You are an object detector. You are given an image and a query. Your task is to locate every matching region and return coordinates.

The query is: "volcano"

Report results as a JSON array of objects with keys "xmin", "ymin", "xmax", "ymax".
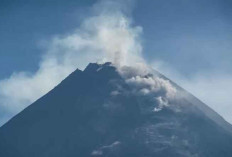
[{"xmin": 0, "ymin": 62, "xmax": 232, "ymax": 157}]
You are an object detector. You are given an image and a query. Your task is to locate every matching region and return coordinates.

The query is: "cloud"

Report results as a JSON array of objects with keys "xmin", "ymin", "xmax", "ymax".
[
  {"xmin": 181, "ymin": 75, "xmax": 232, "ymax": 124},
  {"xmin": 125, "ymin": 74, "xmax": 177, "ymax": 112},
  {"xmin": 126, "ymin": 75, "xmax": 176, "ymax": 98},
  {"xmin": 152, "ymin": 60, "xmax": 232, "ymax": 124},
  {"xmin": 1, "ymin": 0, "xmax": 230, "ymax": 128},
  {"xmin": 91, "ymin": 150, "xmax": 103, "ymax": 156},
  {"xmin": 0, "ymin": 0, "xmax": 144, "ymax": 126},
  {"xmin": 0, "ymin": 0, "xmax": 177, "ymax": 126},
  {"xmin": 91, "ymin": 141, "xmax": 121, "ymax": 156}
]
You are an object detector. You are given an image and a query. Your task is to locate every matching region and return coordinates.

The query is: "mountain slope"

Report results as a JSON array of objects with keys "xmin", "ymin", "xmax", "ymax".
[{"xmin": 0, "ymin": 62, "xmax": 232, "ymax": 157}]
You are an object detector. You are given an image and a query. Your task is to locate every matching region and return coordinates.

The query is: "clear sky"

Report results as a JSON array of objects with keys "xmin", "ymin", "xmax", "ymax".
[{"xmin": 0, "ymin": 0, "xmax": 232, "ymax": 125}]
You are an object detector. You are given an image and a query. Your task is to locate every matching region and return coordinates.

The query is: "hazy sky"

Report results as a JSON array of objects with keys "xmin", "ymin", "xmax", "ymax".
[{"xmin": 0, "ymin": 0, "xmax": 232, "ymax": 125}]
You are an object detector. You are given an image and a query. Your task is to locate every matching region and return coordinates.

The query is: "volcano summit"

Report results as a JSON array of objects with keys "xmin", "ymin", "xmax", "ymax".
[{"xmin": 0, "ymin": 62, "xmax": 232, "ymax": 157}]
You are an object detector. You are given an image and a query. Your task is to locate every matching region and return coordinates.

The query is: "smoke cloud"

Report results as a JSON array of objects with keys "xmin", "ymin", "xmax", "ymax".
[
  {"xmin": 0, "ymin": 0, "xmax": 146, "ymax": 126},
  {"xmin": 0, "ymin": 1, "xmax": 219, "ymax": 125},
  {"xmin": 152, "ymin": 60, "xmax": 232, "ymax": 124},
  {"xmin": 126, "ymin": 75, "xmax": 176, "ymax": 98}
]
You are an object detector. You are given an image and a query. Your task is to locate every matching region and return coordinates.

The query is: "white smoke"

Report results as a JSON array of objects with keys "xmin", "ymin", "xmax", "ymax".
[
  {"xmin": 0, "ymin": 0, "xmax": 143, "ymax": 125},
  {"xmin": 91, "ymin": 141, "xmax": 121, "ymax": 156},
  {"xmin": 152, "ymin": 60, "xmax": 232, "ymax": 124},
  {"xmin": 126, "ymin": 75, "xmax": 176, "ymax": 98},
  {"xmin": 0, "ymin": 0, "xmax": 176, "ymax": 125},
  {"xmin": 125, "ymin": 75, "xmax": 177, "ymax": 112}
]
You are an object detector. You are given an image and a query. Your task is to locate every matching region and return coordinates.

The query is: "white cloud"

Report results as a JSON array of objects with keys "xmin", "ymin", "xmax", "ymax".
[
  {"xmin": 0, "ymin": 0, "xmax": 176, "ymax": 125},
  {"xmin": 125, "ymin": 74, "xmax": 177, "ymax": 112},
  {"xmin": 152, "ymin": 60, "xmax": 232, "ymax": 124},
  {"xmin": 91, "ymin": 150, "xmax": 103, "ymax": 156},
  {"xmin": 0, "ymin": 0, "xmax": 144, "ymax": 126},
  {"xmin": 1, "ymin": 0, "xmax": 230, "ymax": 128},
  {"xmin": 154, "ymin": 96, "xmax": 169, "ymax": 112},
  {"xmin": 91, "ymin": 141, "xmax": 121, "ymax": 156},
  {"xmin": 181, "ymin": 75, "xmax": 232, "ymax": 124},
  {"xmin": 126, "ymin": 75, "xmax": 176, "ymax": 98}
]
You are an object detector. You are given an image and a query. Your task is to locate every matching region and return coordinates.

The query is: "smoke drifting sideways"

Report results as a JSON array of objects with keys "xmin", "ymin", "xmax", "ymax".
[{"xmin": 0, "ymin": 0, "xmax": 176, "ymax": 126}]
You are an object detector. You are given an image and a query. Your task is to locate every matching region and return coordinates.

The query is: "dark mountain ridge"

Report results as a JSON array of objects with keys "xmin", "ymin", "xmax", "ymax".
[{"xmin": 0, "ymin": 62, "xmax": 232, "ymax": 157}]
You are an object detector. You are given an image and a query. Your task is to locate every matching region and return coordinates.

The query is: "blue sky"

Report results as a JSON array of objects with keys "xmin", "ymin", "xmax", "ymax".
[
  {"xmin": 0, "ymin": 0, "xmax": 232, "ymax": 125},
  {"xmin": 1, "ymin": 0, "xmax": 232, "ymax": 76}
]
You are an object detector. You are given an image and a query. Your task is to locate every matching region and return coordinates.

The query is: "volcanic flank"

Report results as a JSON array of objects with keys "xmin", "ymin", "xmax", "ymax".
[{"xmin": 0, "ymin": 62, "xmax": 232, "ymax": 157}]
